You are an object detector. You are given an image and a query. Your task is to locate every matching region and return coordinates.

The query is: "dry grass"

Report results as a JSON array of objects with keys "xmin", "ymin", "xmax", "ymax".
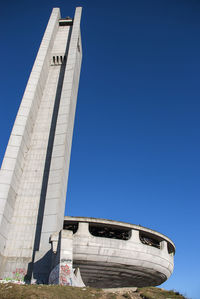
[
  {"xmin": 0, "ymin": 284, "xmax": 187, "ymax": 299},
  {"xmin": 138, "ymin": 287, "xmax": 187, "ymax": 299},
  {"xmin": 0, "ymin": 284, "xmax": 102, "ymax": 299}
]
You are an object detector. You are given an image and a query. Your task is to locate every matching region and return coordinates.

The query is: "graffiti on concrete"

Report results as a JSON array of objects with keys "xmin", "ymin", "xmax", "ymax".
[
  {"xmin": 13, "ymin": 268, "xmax": 26, "ymax": 281},
  {"xmin": 60, "ymin": 263, "xmax": 72, "ymax": 285},
  {"xmin": 0, "ymin": 268, "xmax": 26, "ymax": 284},
  {"xmin": 49, "ymin": 259, "xmax": 85, "ymax": 286}
]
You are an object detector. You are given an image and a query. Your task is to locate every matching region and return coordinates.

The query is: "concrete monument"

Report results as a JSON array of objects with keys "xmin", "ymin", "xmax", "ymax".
[
  {"xmin": 0, "ymin": 7, "xmax": 82, "ymax": 283},
  {"xmin": 0, "ymin": 7, "xmax": 175, "ymax": 287}
]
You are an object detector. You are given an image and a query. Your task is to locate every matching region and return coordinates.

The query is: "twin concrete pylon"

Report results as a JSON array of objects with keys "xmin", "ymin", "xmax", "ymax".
[{"xmin": 0, "ymin": 7, "xmax": 82, "ymax": 283}]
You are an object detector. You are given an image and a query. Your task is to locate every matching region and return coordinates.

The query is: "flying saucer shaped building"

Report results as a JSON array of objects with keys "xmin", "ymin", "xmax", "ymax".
[{"xmin": 60, "ymin": 216, "xmax": 175, "ymax": 288}]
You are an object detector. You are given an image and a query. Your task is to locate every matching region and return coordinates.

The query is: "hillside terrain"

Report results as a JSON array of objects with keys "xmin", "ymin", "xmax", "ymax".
[{"xmin": 0, "ymin": 284, "xmax": 187, "ymax": 299}]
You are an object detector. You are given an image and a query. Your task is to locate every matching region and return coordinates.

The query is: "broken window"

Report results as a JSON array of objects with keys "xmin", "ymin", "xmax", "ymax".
[
  {"xmin": 139, "ymin": 232, "xmax": 160, "ymax": 249},
  {"xmin": 89, "ymin": 223, "xmax": 131, "ymax": 240},
  {"xmin": 63, "ymin": 221, "xmax": 78, "ymax": 234}
]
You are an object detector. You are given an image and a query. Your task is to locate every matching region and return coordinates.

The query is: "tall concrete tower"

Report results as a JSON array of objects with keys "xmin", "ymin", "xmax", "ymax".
[{"xmin": 0, "ymin": 7, "xmax": 82, "ymax": 282}]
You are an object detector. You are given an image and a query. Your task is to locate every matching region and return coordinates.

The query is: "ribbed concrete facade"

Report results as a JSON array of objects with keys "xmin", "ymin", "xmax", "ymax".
[
  {"xmin": 63, "ymin": 217, "xmax": 175, "ymax": 288},
  {"xmin": 0, "ymin": 7, "xmax": 82, "ymax": 283}
]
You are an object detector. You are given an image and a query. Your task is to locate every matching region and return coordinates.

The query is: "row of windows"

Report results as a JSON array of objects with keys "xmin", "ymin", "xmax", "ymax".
[
  {"xmin": 52, "ymin": 55, "xmax": 66, "ymax": 65},
  {"xmin": 63, "ymin": 221, "xmax": 174, "ymax": 254}
]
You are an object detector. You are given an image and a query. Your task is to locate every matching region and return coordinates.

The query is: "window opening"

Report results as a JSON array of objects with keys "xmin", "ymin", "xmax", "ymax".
[
  {"xmin": 139, "ymin": 232, "xmax": 160, "ymax": 249},
  {"xmin": 89, "ymin": 223, "xmax": 131, "ymax": 240},
  {"xmin": 167, "ymin": 242, "xmax": 175, "ymax": 255},
  {"xmin": 63, "ymin": 221, "xmax": 78, "ymax": 234}
]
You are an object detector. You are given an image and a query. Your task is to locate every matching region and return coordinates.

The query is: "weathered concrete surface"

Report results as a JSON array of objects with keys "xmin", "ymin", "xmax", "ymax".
[
  {"xmin": 49, "ymin": 230, "xmax": 85, "ymax": 286},
  {"xmin": 64, "ymin": 216, "xmax": 176, "ymax": 248},
  {"xmin": 0, "ymin": 6, "xmax": 175, "ymax": 289},
  {"xmin": 0, "ymin": 7, "xmax": 82, "ymax": 283},
  {"xmin": 64, "ymin": 217, "xmax": 175, "ymax": 288}
]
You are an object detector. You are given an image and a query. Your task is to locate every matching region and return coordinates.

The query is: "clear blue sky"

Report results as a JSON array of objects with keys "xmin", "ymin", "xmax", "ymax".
[{"xmin": 0, "ymin": 0, "xmax": 199, "ymax": 298}]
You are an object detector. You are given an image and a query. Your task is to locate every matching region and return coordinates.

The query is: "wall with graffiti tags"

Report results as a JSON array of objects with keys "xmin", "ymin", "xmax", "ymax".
[{"xmin": 49, "ymin": 229, "xmax": 85, "ymax": 287}]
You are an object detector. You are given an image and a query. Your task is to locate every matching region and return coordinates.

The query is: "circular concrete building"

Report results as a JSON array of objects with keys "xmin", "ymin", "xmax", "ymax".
[{"xmin": 63, "ymin": 216, "xmax": 175, "ymax": 288}]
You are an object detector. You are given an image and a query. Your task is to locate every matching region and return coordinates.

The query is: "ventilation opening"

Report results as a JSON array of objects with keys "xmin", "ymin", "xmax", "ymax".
[
  {"xmin": 51, "ymin": 55, "xmax": 66, "ymax": 65},
  {"xmin": 139, "ymin": 232, "xmax": 160, "ymax": 249},
  {"xmin": 89, "ymin": 223, "xmax": 131, "ymax": 240},
  {"xmin": 63, "ymin": 221, "xmax": 78, "ymax": 234}
]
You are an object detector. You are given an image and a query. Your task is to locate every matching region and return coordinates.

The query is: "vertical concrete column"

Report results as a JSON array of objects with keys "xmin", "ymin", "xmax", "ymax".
[
  {"xmin": 129, "ymin": 229, "xmax": 140, "ymax": 243},
  {"xmin": 32, "ymin": 8, "xmax": 83, "ymax": 283},
  {"xmin": 160, "ymin": 240, "xmax": 168, "ymax": 253},
  {"xmin": 0, "ymin": 7, "xmax": 83, "ymax": 283},
  {"xmin": 59, "ymin": 230, "xmax": 73, "ymax": 285},
  {"xmin": 75, "ymin": 222, "xmax": 90, "ymax": 236},
  {"xmin": 60, "ymin": 230, "xmax": 73, "ymax": 262},
  {"xmin": 49, "ymin": 230, "xmax": 73, "ymax": 285},
  {"xmin": 40, "ymin": 7, "xmax": 83, "ymax": 249},
  {"xmin": 0, "ymin": 7, "xmax": 60, "ymax": 277},
  {"xmin": 49, "ymin": 229, "xmax": 85, "ymax": 286}
]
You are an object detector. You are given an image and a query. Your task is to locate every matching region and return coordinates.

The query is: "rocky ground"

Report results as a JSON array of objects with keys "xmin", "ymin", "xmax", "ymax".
[{"xmin": 0, "ymin": 284, "xmax": 188, "ymax": 299}]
